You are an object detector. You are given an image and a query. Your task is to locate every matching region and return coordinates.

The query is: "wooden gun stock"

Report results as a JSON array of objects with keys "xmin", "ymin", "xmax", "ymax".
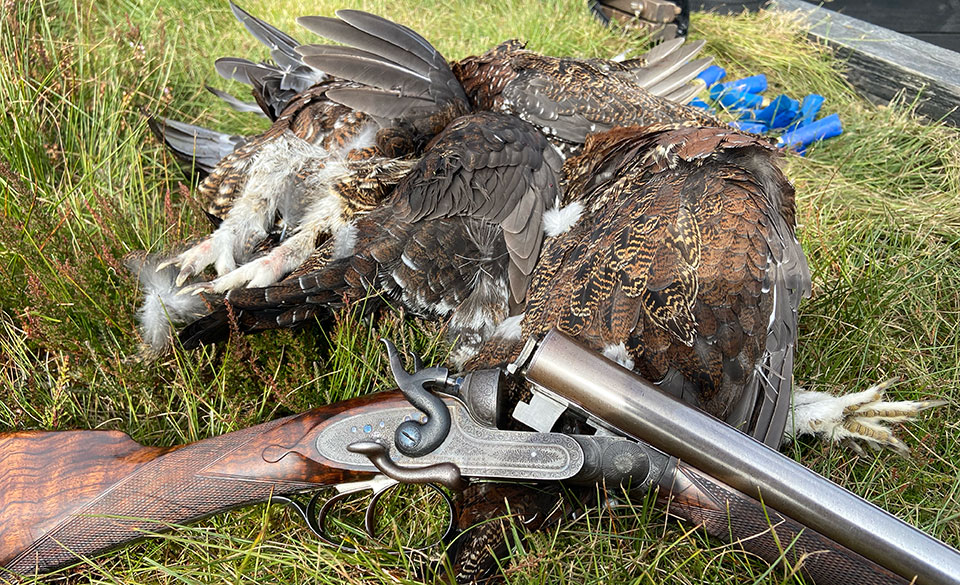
[
  {"xmin": 0, "ymin": 374, "xmax": 938, "ymax": 585},
  {"xmin": 0, "ymin": 393, "xmax": 390, "ymax": 577},
  {"xmin": 662, "ymin": 462, "xmax": 909, "ymax": 585}
]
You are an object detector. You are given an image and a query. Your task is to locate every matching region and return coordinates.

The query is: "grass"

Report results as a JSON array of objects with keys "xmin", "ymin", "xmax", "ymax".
[{"xmin": 1, "ymin": 0, "xmax": 959, "ymax": 583}]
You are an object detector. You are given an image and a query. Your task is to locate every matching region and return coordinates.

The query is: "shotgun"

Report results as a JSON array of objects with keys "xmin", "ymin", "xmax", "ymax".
[{"xmin": 1, "ymin": 330, "xmax": 956, "ymax": 584}]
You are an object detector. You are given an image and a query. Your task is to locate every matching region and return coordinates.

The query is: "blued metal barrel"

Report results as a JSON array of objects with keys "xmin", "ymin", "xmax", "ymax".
[{"xmin": 523, "ymin": 329, "xmax": 960, "ymax": 585}]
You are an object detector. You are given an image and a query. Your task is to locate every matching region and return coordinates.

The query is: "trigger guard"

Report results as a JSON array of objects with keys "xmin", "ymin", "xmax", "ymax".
[
  {"xmin": 272, "ymin": 493, "xmax": 359, "ymax": 552},
  {"xmin": 365, "ymin": 482, "xmax": 458, "ymax": 552},
  {"xmin": 314, "ymin": 490, "xmax": 363, "ymax": 552}
]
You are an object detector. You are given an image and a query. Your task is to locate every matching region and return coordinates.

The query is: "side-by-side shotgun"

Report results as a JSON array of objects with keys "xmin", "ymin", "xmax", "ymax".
[{"xmin": 1, "ymin": 330, "xmax": 958, "ymax": 584}]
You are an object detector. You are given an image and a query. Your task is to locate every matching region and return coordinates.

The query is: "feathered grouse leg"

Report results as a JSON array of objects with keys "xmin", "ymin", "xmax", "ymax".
[
  {"xmin": 143, "ymin": 8, "xmax": 719, "ymax": 351},
  {"xmin": 161, "ymin": 7, "xmax": 469, "ymax": 291},
  {"xmin": 179, "ymin": 111, "xmax": 562, "ymax": 368},
  {"xmin": 164, "ymin": 11, "xmax": 942, "ymax": 581},
  {"xmin": 134, "ymin": 5, "xmax": 470, "ymax": 352},
  {"xmin": 471, "ymin": 124, "xmax": 942, "ymax": 452}
]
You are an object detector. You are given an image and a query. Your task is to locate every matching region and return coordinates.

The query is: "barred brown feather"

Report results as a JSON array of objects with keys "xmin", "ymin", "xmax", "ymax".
[
  {"xmin": 448, "ymin": 482, "xmax": 565, "ymax": 584},
  {"xmin": 451, "ymin": 42, "xmax": 718, "ymax": 157},
  {"xmin": 470, "ymin": 124, "xmax": 810, "ymax": 440}
]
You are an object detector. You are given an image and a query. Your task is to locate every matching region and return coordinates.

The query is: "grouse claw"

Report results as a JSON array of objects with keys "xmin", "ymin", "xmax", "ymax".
[
  {"xmin": 788, "ymin": 379, "xmax": 947, "ymax": 455},
  {"xmin": 155, "ymin": 258, "xmax": 178, "ymax": 272}
]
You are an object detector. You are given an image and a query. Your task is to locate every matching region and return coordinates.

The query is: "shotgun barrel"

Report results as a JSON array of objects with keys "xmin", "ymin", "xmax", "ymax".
[{"xmin": 521, "ymin": 329, "xmax": 960, "ymax": 585}]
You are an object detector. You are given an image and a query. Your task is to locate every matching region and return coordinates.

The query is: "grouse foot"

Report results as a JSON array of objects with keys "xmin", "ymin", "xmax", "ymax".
[
  {"xmin": 204, "ymin": 231, "xmax": 312, "ymax": 292},
  {"xmin": 157, "ymin": 235, "xmax": 233, "ymax": 286},
  {"xmin": 787, "ymin": 379, "xmax": 946, "ymax": 455}
]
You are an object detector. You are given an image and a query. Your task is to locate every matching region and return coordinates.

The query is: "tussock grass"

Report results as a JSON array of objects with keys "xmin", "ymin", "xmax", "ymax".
[{"xmin": 1, "ymin": 0, "xmax": 958, "ymax": 583}]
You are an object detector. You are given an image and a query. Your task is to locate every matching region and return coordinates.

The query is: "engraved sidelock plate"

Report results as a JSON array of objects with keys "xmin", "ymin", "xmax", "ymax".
[{"xmin": 315, "ymin": 398, "xmax": 584, "ymax": 481}]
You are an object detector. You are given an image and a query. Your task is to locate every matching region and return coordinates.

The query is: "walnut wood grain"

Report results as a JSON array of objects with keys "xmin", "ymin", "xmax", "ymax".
[
  {"xmin": 0, "ymin": 431, "xmax": 174, "ymax": 568},
  {"xmin": 0, "ymin": 391, "xmax": 400, "ymax": 577}
]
